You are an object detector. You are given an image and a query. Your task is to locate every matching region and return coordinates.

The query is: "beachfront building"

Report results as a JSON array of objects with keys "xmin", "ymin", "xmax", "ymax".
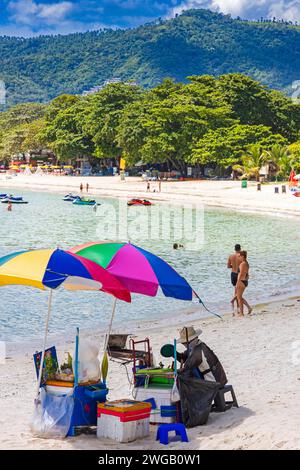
[
  {"xmin": 82, "ymin": 78, "xmax": 138, "ymax": 96},
  {"xmin": 8, "ymin": 150, "xmax": 56, "ymax": 172}
]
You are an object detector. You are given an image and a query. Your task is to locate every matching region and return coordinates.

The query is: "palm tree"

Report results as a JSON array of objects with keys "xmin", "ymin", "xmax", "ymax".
[
  {"xmin": 264, "ymin": 145, "xmax": 293, "ymax": 180},
  {"xmin": 233, "ymin": 144, "xmax": 267, "ymax": 181}
]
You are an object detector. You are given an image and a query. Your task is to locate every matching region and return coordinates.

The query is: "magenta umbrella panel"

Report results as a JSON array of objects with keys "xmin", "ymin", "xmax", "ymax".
[{"xmin": 69, "ymin": 241, "xmax": 198, "ymax": 301}]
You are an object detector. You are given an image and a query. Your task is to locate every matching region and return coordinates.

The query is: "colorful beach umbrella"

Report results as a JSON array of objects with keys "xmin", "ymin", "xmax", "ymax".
[
  {"xmin": 0, "ymin": 248, "xmax": 131, "ymax": 395},
  {"xmin": 69, "ymin": 241, "xmax": 203, "ymax": 364},
  {"xmin": 68, "ymin": 241, "xmax": 197, "ymax": 301},
  {"xmin": 0, "ymin": 248, "xmax": 131, "ymax": 301}
]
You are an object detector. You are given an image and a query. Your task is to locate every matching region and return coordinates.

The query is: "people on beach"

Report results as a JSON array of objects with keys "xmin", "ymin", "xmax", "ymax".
[
  {"xmin": 7, "ymin": 201, "xmax": 12, "ymax": 212},
  {"xmin": 175, "ymin": 326, "xmax": 227, "ymax": 385},
  {"xmin": 86, "ymin": 183, "xmax": 89, "ymax": 193},
  {"xmin": 80, "ymin": 183, "xmax": 83, "ymax": 193},
  {"xmin": 236, "ymin": 251, "xmax": 252, "ymax": 316},
  {"xmin": 147, "ymin": 181, "xmax": 150, "ymax": 192},
  {"xmin": 227, "ymin": 244, "xmax": 242, "ymax": 314}
]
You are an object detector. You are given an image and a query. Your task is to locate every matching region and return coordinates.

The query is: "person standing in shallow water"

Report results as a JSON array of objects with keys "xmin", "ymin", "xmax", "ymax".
[
  {"xmin": 227, "ymin": 244, "xmax": 242, "ymax": 314},
  {"xmin": 236, "ymin": 250, "xmax": 252, "ymax": 316}
]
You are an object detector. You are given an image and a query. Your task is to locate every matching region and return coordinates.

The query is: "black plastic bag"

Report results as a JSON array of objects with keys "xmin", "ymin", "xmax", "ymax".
[{"xmin": 178, "ymin": 374, "xmax": 220, "ymax": 428}]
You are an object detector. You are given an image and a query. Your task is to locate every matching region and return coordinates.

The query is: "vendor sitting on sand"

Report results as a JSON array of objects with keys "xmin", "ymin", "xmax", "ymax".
[{"xmin": 176, "ymin": 326, "xmax": 227, "ymax": 386}]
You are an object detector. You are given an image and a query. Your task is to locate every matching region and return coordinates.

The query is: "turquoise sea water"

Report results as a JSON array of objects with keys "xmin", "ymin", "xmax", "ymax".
[{"xmin": 0, "ymin": 188, "xmax": 300, "ymax": 342}]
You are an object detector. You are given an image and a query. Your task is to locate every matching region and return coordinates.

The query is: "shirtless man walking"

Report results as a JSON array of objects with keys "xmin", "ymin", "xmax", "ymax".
[{"xmin": 227, "ymin": 244, "xmax": 242, "ymax": 315}]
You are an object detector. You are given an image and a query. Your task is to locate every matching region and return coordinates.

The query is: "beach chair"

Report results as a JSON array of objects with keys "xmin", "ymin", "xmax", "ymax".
[{"xmin": 107, "ymin": 334, "xmax": 151, "ymax": 367}]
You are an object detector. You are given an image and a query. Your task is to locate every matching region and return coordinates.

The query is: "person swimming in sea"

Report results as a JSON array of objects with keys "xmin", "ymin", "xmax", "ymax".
[{"xmin": 173, "ymin": 243, "xmax": 184, "ymax": 250}]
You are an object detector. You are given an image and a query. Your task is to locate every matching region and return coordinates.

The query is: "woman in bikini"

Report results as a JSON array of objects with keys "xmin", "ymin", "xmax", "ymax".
[{"xmin": 236, "ymin": 250, "xmax": 252, "ymax": 316}]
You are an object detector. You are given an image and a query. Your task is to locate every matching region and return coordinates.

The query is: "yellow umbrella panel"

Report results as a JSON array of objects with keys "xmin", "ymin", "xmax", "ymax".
[{"xmin": 0, "ymin": 248, "xmax": 131, "ymax": 395}]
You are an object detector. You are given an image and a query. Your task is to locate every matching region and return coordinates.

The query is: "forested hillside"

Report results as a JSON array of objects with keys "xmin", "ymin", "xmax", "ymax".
[{"xmin": 0, "ymin": 9, "xmax": 299, "ymax": 106}]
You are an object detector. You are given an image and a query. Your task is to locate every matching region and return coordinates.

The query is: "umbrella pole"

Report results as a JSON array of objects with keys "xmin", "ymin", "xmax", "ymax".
[
  {"xmin": 103, "ymin": 298, "xmax": 117, "ymax": 353},
  {"xmin": 36, "ymin": 289, "xmax": 53, "ymax": 399},
  {"xmin": 101, "ymin": 298, "xmax": 117, "ymax": 385}
]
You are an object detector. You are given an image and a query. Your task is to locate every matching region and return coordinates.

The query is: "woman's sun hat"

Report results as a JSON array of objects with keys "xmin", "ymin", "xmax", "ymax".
[{"xmin": 177, "ymin": 326, "xmax": 202, "ymax": 343}]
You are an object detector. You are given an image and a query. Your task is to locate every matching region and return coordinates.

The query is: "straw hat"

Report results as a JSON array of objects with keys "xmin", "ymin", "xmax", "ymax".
[{"xmin": 177, "ymin": 326, "xmax": 202, "ymax": 343}]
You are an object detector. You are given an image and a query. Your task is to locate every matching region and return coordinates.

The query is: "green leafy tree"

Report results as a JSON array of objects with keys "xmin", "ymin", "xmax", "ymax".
[
  {"xmin": 41, "ymin": 95, "xmax": 94, "ymax": 161},
  {"xmin": 191, "ymin": 124, "xmax": 287, "ymax": 168},
  {"xmin": 217, "ymin": 74, "xmax": 300, "ymax": 141},
  {"xmin": 0, "ymin": 103, "xmax": 46, "ymax": 160},
  {"xmin": 289, "ymin": 142, "xmax": 300, "ymax": 171},
  {"xmin": 232, "ymin": 145, "xmax": 267, "ymax": 181},
  {"xmin": 85, "ymin": 83, "xmax": 142, "ymax": 159},
  {"xmin": 117, "ymin": 78, "xmax": 234, "ymax": 173},
  {"xmin": 265, "ymin": 144, "xmax": 294, "ymax": 179}
]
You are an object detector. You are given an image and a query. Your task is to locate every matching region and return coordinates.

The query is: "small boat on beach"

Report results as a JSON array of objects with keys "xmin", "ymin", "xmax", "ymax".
[
  {"xmin": 0, "ymin": 194, "xmax": 24, "ymax": 201},
  {"xmin": 292, "ymin": 191, "xmax": 300, "ymax": 197},
  {"xmin": 127, "ymin": 198, "xmax": 152, "ymax": 206},
  {"xmin": 72, "ymin": 197, "xmax": 97, "ymax": 206},
  {"xmin": 63, "ymin": 194, "xmax": 78, "ymax": 202},
  {"xmin": 1, "ymin": 197, "xmax": 28, "ymax": 204}
]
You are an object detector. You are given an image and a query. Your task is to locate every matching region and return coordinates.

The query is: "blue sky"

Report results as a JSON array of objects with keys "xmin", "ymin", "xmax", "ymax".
[{"xmin": 0, "ymin": 0, "xmax": 299, "ymax": 36}]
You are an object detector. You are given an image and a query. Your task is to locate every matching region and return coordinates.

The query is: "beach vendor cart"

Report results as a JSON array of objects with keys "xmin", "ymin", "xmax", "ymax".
[
  {"xmin": 0, "ymin": 248, "xmax": 131, "ymax": 438},
  {"xmin": 69, "ymin": 242, "xmax": 218, "ymax": 432}
]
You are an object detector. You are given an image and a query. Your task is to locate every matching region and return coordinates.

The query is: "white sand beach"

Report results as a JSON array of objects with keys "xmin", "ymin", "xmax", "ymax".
[
  {"xmin": 1, "ymin": 298, "xmax": 300, "ymax": 450},
  {"xmin": 1, "ymin": 173, "xmax": 300, "ymax": 218},
  {"xmin": 1, "ymin": 174, "xmax": 300, "ymax": 450}
]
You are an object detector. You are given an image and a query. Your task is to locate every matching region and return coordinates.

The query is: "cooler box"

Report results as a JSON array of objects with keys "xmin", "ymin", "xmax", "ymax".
[
  {"xmin": 68, "ymin": 383, "xmax": 108, "ymax": 436},
  {"xmin": 133, "ymin": 386, "xmax": 177, "ymax": 424},
  {"xmin": 97, "ymin": 400, "xmax": 151, "ymax": 443}
]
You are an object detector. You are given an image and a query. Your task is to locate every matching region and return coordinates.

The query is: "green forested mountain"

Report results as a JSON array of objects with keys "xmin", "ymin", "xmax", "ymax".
[{"xmin": 0, "ymin": 8, "xmax": 299, "ymax": 106}]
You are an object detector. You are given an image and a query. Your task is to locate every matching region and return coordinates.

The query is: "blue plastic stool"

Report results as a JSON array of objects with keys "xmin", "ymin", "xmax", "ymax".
[{"xmin": 156, "ymin": 423, "xmax": 189, "ymax": 445}]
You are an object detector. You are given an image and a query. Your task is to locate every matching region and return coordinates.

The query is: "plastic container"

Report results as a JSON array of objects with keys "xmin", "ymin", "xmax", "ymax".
[
  {"xmin": 46, "ymin": 384, "xmax": 73, "ymax": 396},
  {"xmin": 241, "ymin": 180, "xmax": 247, "ymax": 189},
  {"xmin": 68, "ymin": 382, "xmax": 108, "ymax": 437},
  {"xmin": 97, "ymin": 400, "xmax": 151, "ymax": 443},
  {"xmin": 133, "ymin": 386, "xmax": 177, "ymax": 424},
  {"xmin": 135, "ymin": 368, "xmax": 175, "ymax": 386}
]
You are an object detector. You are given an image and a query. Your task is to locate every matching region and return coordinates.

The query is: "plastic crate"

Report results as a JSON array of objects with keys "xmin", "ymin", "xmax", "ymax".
[{"xmin": 97, "ymin": 400, "xmax": 151, "ymax": 443}]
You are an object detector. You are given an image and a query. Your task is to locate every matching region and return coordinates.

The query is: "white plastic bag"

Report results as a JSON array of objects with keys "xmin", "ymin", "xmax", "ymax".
[
  {"xmin": 73, "ymin": 339, "xmax": 101, "ymax": 383},
  {"xmin": 30, "ymin": 388, "xmax": 74, "ymax": 439},
  {"xmin": 171, "ymin": 378, "xmax": 180, "ymax": 403}
]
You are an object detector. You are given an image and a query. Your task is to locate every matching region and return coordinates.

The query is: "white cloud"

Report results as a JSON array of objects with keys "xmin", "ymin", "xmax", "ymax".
[
  {"xmin": 8, "ymin": 0, "xmax": 74, "ymax": 25},
  {"xmin": 268, "ymin": 1, "xmax": 300, "ymax": 22},
  {"xmin": 0, "ymin": 21, "xmax": 108, "ymax": 37},
  {"xmin": 2, "ymin": 1, "xmax": 108, "ymax": 36},
  {"xmin": 170, "ymin": 0, "xmax": 300, "ymax": 22}
]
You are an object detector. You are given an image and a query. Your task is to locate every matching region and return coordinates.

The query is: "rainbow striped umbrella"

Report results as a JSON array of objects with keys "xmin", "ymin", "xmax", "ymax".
[{"xmin": 0, "ymin": 248, "xmax": 131, "ymax": 395}]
